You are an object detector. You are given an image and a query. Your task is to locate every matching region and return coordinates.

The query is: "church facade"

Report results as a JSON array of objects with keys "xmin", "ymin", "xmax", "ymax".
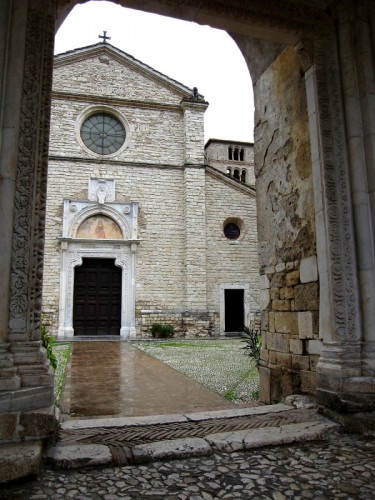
[{"xmin": 42, "ymin": 42, "xmax": 259, "ymax": 339}]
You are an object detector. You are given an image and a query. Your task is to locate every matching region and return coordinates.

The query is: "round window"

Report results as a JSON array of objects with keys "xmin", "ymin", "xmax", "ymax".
[
  {"xmin": 224, "ymin": 222, "xmax": 241, "ymax": 240},
  {"xmin": 80, "ymin": 113, "xmax": 125, "ymax": 155}
]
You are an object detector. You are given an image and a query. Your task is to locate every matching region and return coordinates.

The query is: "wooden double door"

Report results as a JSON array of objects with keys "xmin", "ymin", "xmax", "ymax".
[{"xmin": 73, "ymin": 258, "xmax": 122, "ymax": 336}]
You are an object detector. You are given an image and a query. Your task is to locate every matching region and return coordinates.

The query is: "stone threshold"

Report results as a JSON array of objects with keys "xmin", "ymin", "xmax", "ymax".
[{"xmin": 47, "ymin": 420, "xmax": 338, "ymax": 469}]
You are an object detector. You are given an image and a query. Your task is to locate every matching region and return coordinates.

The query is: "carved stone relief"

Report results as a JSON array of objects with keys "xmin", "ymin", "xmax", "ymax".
[{"xmin": 9, "ymin": 5, "xmax": 55, "ymax": 340}]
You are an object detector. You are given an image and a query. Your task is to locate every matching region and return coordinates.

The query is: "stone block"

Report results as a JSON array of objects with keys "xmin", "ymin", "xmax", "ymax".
[
  {"xmin": 241, "ymin": 422, "xmax": 337, "ymax": 450},
  {"xmin": 301, "ymin": 370, "xmax": 317, "ymax": 394},
  {"xmin": 259, "ymin": 366, "xmax": 271, "ymax": 404},
  {"xmin": 300, "ymin": 255, "xmax": 318, "ymax": 283},
  {"xmin": 270, "ymin": 287, "xmax": 280, "ymax": 300},
  {"xmin": 284, "ymin": 287, "xmax": 295, "ymax": 299},
  {"xmin": 205, "ymin": 430, "xmax": 247, "ymax": 452},
  {"xmin": 259, "ymin": 274, "xmax": 270, "ymax": 290},
  {"xmin": 286, "ymin": 270, "xmax": 299, "ymax": 287},
  {"xmin": 275, "ymin": 262, "xmax": 286, "ymax": 272},
  {"xmin": 261, "ymin": 311, "xmax": 269, "ymax": 331},
  {"xmin": 47, "ymin": 444, "xmax": 112, "ymax": 469},
  {"xmin": 309, "ymin": 355, "xmax": 320, "ymax": 372},
  {"xmin": 133, "ymin": 437, "xmax": 212, "ymax": 464},
  {"xmin": 269, "ymin": 312, "xmax": 275, "ymax": 333},
  {"xmin": 294, "ymin": 283, "xmax": 319, "ymax": 311},
  {"xmin": 290, "ymin": 339, "xmax": 304, "ymax": 355},
  {"xmin": 0, "ymin": 441, "xmax": 42, "ymax": 483},
  {"xmin": 0, "ymin": 414, "xmax": 17, "ymax": 440},
  {"xmin": 298, "ymin": 311, "xmax": 314, "ymax": 339},
  {"xmin": 261, "ymin": 348, "xmax": 269, "ymax": 362},
  {"xmin": 307, "ymin": 340, "xmax": 323, "ymax": 355},
  {"xmin": 272, "ymin": 299, "xmax": 290, "ymax": 311},
  {"xmin": 274, "ymin": 312, "xmax": 298, "ymax": 335},
  {"xmin": 260, "ymin": 289, "xmax": 271, "ymax": 310},
  {"xmin": 266, "ymin": 332, "xmax": 290, "ymax": 353},
  {"xmin": 292, "ymin": 355, "xmax": 310, "ymax": 371},
  {"xmin": 275, "ymin": 352, "xmax": 292, "ymax": 367},
  {"xmin": 269, "ymin": 350, "xmax": 277, "ymax": 364},
  {"xmin": 19, "ymin": 409, "xmax": 57, "ymax": 439}
]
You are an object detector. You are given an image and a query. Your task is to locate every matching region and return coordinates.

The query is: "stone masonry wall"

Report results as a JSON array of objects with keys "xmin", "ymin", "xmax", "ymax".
[
  {"xmin": 253, "ymin": 46, "xmax": 320, "ymax": 401},
  {"xmin": 205, "ymin": 173, "xmax": 259, "ymax": 315}
]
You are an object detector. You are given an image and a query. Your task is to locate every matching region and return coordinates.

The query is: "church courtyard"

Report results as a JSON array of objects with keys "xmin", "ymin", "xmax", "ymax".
[{"xmin": 55, "ymin": 339, "xmax": 259, "ymax": 420}]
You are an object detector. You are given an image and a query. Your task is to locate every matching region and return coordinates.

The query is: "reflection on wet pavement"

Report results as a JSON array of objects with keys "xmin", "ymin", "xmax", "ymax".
[{"xmin": 60, "ymin": 341, "xmax": 238, "ymax": 419}]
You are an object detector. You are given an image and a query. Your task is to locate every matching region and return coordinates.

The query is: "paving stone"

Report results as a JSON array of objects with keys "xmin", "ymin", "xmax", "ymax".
[
  {"xmin": 133, "ymin": 437, "xmax": 212, "ymax": 463},
  {"xmin": 61, "ymin": 413, "xmax": 188, "ymax": 430},
  {"xmin": 185, "ymin": 403, "xmax": 290, "ymax": 421},
  {"xmin": 47, "ymin": 444, "xmax": 112, "ymax": 469}
]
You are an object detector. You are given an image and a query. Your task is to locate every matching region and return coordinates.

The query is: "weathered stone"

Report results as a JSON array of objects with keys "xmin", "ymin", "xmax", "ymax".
[
  {"xmin": 300, "ymin": 256, "xmax": 318, "ymax": 283},
  {"xmin": 275, "ymin": 352, "xmax": 292, "ymax": 367},
  {"xmin": 272, "ymin": 299, "xmax": 290, "ymax": 311},
  {"xmin": 275, "ymin": 262, "xmax": 286, "ymax": 272},
  {"xmin": 259, "ymin": 274, "xmax": 270, "ymax": 290},
  {"xmin": 306, "ymin": 340, "xmax": 323, "ymax": 355},
  {"xmin": 241, "ymin": 422, "xmax": 337, "ymax": 449},
  {"xmin": 290, "ymin": 339, "xmax": 304, "ymax": 355},
  {"xmin": 292, "ymin": 355, "xmax": 310, "ymax": 371},
  {"xmin": 286, "ymin": 270, "xmax": 300, "ymax": 287},
  {"xmin": 47, "ymin": 444, "xmax": 112, "ymax": 469},
  {"xmin": 269, "ymin": 311, "xmax": 275, "ymax": 332},
  {"xmin": 133, "ymin": 438, "xmax": 212, "ymax": 463},
  {"xmin": 274, "ymin": 312, "xmax": 298, "ymax": 335},
  {"xmin": 309, "ymin": 355, "xmax": 320, "ymax": 372},
  {"xmin": 266, "ymin": 332, "xmax": 290, "ymax": 353},
  {"xmin": 300, "ymin": 371, "xmax": 317, "ymax": 394},
  {"xmin": 294, "ymin": 283, "xmax": 319, "ymax": 311},
  {"xmin": 0, "ymin": 441, "xmax": 42, "ymax": 483},
  {"xmin": 0, "ymin": 414, "xmax": 17, "ymax": 440},
  {"xmin": 298, "ymin": 311, "xmax": 314, "ymax": 339}
]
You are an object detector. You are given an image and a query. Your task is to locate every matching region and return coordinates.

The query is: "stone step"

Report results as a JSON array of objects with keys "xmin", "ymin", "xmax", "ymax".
[{"xmin": 47, "ymin": 417, "xmax": 339, "ymax": 469}]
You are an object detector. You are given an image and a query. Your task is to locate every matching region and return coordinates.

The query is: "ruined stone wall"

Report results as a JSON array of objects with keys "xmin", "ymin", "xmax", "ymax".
[{"xmin": 253, "ymin": 46, "xmax": 319, "ymax": 401}]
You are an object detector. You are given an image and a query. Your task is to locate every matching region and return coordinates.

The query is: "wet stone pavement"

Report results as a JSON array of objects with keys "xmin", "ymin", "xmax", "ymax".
[{"xmin": 2, "ymin": 433, "xmax": 374, "ymax": 499}]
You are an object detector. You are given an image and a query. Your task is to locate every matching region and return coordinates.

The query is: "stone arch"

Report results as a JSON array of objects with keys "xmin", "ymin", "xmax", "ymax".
[{"xmin": 1, "ymin": 4, "xmax": 374, "ymax": 461}]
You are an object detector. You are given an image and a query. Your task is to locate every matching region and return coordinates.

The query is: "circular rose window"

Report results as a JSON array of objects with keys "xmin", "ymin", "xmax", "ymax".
[{"xmin": 80, "ymin": 113, "xmax": 125, "ymax": 155}]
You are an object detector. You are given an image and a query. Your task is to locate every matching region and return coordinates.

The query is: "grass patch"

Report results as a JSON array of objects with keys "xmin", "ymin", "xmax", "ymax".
[
  {"xmin": 52, "ymin": 342, "xmax": 71, "ymax": 405},
  {"xmin": 133, "ymin": 339, "xmax": 259, "ymax": 404}
]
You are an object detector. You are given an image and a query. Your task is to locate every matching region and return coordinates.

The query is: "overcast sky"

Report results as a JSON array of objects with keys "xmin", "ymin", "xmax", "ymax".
[{"xmin": 55, "ymin": 1, "xmax": 254, "ymax": 142}]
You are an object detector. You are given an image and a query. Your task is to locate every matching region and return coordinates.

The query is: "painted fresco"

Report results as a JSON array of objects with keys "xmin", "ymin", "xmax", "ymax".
[{"xmin": 76, "ymin": 215, "xmax": 123, "ymax": 239}]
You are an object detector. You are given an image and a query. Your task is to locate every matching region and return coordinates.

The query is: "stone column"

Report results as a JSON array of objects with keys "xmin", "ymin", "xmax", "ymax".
[
  {"xmin": 0, "ymin": 0, "xmax": 57, "ymax": 442},
  {"xmin": 303, "ymin": 3, "xmax": 375, "ymax": 410},
  {"xmin": 181, "ymin": 99, "xmax": 208, "ymax": 311}
]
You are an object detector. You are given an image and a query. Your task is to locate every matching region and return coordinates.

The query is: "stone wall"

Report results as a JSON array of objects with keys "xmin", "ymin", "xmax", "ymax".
[
  {"xmin": 205, "ymin": 171, "xmax": 259, "ymax": 316},
  {"xmin": 253, "ymin": 46, "xmax": 319, "ymax": 401}
]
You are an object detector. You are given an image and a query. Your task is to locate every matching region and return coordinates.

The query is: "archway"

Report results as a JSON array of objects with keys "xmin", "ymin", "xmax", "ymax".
[{"xmin": 1, "ymin": 1, "xmax": 374, "ymax": 456}]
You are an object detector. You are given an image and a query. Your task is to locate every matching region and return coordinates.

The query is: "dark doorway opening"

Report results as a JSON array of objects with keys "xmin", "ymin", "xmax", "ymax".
[
  {"xmin": 73, "ymin": 258, "xmax": 122, "ymax": 335},
  {"xmin": 225, "ymin": 289, "xmax": 244, "ymax": 334}
]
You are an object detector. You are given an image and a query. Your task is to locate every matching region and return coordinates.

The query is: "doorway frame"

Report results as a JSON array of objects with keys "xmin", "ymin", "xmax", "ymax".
[
  {"xmin": 58, "ymin": 240, "xmax": 137, "ymax": 338},
  {"xmin": 219, "ymin": 283, "xmax": 251, "ymax": 335}
]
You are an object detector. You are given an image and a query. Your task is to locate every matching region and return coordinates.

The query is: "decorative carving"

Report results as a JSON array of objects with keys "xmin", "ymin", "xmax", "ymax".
[
  {"xmin": 9, "ymin": 6, "xmax": 55, "ymax": 340},
  {"xmin": 295, "ymin": 39, "xmax": 313, "ymax": 73},
  {"xmin": 88, "ymin": 178, "xmax": 115, "ymax": 202},
  {"xmin": 312, "ymin": 28, "xmax": 361, "ymax": 342}
]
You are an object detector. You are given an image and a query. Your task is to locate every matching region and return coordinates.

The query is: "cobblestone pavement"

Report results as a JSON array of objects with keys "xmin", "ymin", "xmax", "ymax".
[{"xmin": 2, "ymin": 433, "xmax": 374, "ymax": 499}]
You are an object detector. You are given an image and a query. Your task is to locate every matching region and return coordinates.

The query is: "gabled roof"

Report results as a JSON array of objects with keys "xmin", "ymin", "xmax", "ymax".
[{"xmin": 54, "ymin": 42, "xmax": 205, "ymax": 100}]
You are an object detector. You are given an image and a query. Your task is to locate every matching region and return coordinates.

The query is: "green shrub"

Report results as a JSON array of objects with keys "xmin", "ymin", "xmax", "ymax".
[
  {"xmin": 241, "ymin": 325, "xmax": 262, "ymax": 366},
  {"xmin": 41, "ymin": 325, "xmax": 57, "ymax": 370},
  {"xmin": 151, "ymin": 323, "xmax": 175, "ymax": 338}
]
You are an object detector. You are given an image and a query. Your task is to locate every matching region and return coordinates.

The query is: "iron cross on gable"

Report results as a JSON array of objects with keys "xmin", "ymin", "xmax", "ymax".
[{"xmin": 99, "ymin": 31, "xmax": 111, "ymax": 44}]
